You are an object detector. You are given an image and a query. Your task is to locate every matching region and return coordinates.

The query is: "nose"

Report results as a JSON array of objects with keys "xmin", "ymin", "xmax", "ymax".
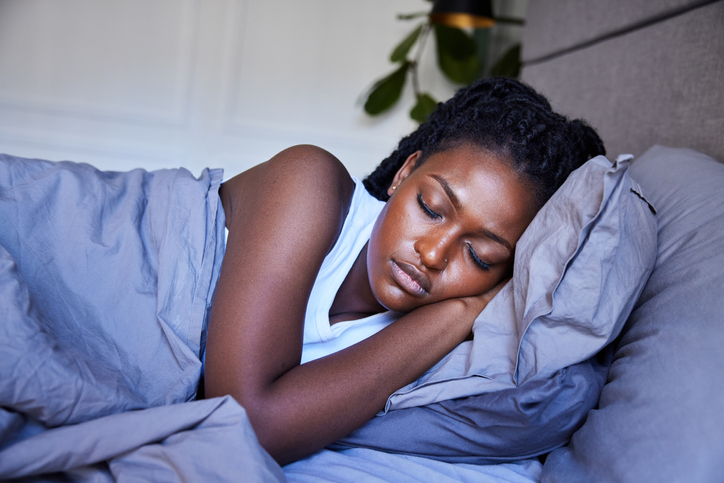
[{"xmin": 415, "ymin": 232, "xmax": 450, "ymax": 271}]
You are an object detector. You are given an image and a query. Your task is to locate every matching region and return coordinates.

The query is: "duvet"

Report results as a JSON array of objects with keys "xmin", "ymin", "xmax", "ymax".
[{"xmin": 0, "ymin": 155, "xmax": 289, "ymax": 480}]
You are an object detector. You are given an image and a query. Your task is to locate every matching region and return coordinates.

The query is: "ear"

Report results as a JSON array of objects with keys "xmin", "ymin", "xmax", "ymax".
[{"xmin": 387, "ymin": 151, "xmax": 422, "ymax": 197}]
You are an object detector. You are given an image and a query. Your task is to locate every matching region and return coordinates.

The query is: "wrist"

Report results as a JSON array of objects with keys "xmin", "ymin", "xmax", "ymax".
[{"xmin": 428, "ymin": 298, "xmax": 481, "ymax": 335}]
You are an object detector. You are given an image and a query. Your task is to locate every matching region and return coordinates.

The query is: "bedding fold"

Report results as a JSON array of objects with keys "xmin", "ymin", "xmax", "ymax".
[
  {"xmin": 0, "ymin": 155, "xmax": 273, "ymax": 480},
  {"xmin": 0, "ymin": 155, "xmax": 224, "ymax": 417}
]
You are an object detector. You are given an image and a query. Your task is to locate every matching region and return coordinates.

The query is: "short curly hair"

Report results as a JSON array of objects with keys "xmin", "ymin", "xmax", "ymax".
[{"xmin": 363, "ymin": 77, "xmax": 605, "ymax": 208}]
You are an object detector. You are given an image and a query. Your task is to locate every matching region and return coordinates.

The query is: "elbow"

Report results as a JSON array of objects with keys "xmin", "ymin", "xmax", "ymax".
[
  {"xmin": 203, "ymin": 378, "xmax": 303, "ymax": 464},
  {"xmin": 241, "ymin": 400, "xmax": 313, "ymax": 466}
]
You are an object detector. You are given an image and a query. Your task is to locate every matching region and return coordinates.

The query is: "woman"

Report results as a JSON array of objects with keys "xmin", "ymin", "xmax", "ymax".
[{"xmin": 204, "ymin": 77, "xmax": 605, "ymax": 464}]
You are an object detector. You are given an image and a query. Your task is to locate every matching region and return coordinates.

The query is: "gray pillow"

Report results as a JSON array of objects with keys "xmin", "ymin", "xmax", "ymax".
[
  {"xmin": 542, "ymin": 146, "xmax": 724, "ymax": 482},
  {"xmin": 334, "ymin": 347, "xmax": 612, "ymax": 464}
]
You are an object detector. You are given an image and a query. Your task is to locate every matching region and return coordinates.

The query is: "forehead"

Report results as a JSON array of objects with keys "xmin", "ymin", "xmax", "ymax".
[
  {"xmin": 419, "ymin": 143, "xmax": 514, "ymax": 180},
  {"xmin": 415, "ymin": 144, "xmax": 537, "ymax": 242}
]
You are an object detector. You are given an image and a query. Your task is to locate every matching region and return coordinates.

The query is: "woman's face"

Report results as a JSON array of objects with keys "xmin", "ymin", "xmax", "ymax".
[{"xmin": 367, "ymin": 143, "xmax": 537, "ymax": 313}]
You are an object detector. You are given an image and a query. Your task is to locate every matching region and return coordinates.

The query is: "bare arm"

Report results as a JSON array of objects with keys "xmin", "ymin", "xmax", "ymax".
[{"xmin": 204, "ymin": 145, "xmax": 493, "ymax": 464}]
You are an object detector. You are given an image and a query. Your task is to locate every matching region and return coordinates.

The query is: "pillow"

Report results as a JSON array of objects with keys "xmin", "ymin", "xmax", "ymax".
[
  {"xmin": 542, "ymin": 146, "xmax": 724, "ymax": 481},
  {"xmin": 385, "ymin": 154, "xmax": 658, "ymax": 410},
  {"xmin": 333, "ymin": 347, "xmax": 612, "ymax": 464}
]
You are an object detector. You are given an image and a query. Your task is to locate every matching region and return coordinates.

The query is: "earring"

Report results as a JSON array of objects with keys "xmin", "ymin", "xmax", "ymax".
[{"xmin": 391, "ymin": 186, "xmax": 397, "ymax": 191}]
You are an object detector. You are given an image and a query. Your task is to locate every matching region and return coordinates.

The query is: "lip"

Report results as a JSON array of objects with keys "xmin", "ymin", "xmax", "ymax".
[{"xmin": 391, "ymin": 260, "xmax": 431, "ymax": 296}]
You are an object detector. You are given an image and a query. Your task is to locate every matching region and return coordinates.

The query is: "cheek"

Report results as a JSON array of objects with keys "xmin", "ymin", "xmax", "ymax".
[
  {"xmin": 368, "ymin": 201, "xmax": 413, "ymax": 261},
  {"xmin": 366, "ymin": 206, "xmax": 419, "ymax": 311},
  {"xmin": 367, "ymin": 207, "xmax": 391, "ymax": 265},
  {"xmin": 366, "ymin": 209, "xmax": 396, "ymax": 296}
]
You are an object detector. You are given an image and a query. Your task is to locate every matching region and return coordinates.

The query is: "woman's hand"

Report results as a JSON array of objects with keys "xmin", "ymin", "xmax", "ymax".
[
  {"xmin": 451, "ymin": 275, "xmax": 511, "ymax": 340},
  {"xmin": 458, "ymin": 274, "xmax": 511, "ymax": 317}
]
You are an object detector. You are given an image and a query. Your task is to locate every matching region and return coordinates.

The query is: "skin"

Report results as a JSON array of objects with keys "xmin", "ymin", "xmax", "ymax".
[{"xmin": 204, "ymin": 143, "xmax": 537, "ymax": 465}]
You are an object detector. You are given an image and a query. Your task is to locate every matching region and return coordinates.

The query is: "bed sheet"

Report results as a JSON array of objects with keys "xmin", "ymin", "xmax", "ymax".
[{"xmin": 284, "ymin": 448, "xmax": 542, "ymax": 483}]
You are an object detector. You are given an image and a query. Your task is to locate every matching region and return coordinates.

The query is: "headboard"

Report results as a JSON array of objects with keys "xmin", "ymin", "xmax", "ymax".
[{"xmin": 520, "ymin": 0, "xmax": 724, "ymax": 162}]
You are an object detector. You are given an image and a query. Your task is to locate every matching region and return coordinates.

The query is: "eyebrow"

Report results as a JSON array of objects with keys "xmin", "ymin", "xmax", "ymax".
[
  {"xmin": 431, "ymin": 174, "xmax": 461, "ymax": 211},
  {"xmin": 430, "ymin": 174, "xmax": 514, "ymax": 254}
]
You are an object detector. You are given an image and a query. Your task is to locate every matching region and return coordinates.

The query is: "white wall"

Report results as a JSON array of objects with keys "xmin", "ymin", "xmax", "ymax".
[{"xmin": 0, "ymin": 0, "xmax": 468, "ymax": 179}]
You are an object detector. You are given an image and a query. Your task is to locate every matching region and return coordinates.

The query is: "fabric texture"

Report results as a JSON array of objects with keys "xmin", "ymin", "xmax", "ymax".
[
  {"xmin": 0, "ymin": 155, "xmax": 285, "ymax": 481},
  {"xmin": 0, "ymin": 392, "xmax": 284, "ymax": 482},
  {"xmin": 0, "ymin": 155, "xmax": 225, "ymax": 417},
  {"xmin": 284, "ymin": 448, "xmax": 543, "ymax": 483},
  {"xmin": 521, "ymin": 1, "xmax": 724, "ymax": 162},
  {"xmin": 386, "ymin": 154, "xmax": 657, "ymax": 410},
  {"xmin": 542, "ymin": 146, "xmax": 724, "ymax": 482},
  {"xmin": 301, "ymin": 177, "xmax": 398, "ymax": 364},
  {"xmin": 522, "ymin": 0, "xmax": 713, "ymax": 62},
  {"xmin": 334, "ymin": 347, "xmax": 612, "ymax": 464}
]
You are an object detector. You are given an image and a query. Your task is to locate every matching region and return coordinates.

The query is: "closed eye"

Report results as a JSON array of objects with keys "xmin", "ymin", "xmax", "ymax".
[
  {"xmin": 467, "ymin": 244, "xmax": 491, "ymax": 271},
  {"xmin": 417, "ymin": 194, "xmax": 440, "ymax": 219}
]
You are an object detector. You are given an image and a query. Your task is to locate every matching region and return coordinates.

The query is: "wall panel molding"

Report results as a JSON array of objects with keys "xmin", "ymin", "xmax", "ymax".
[{"xmin": 0, "ymin": 0, "xmax": 201, "ymax": 127}]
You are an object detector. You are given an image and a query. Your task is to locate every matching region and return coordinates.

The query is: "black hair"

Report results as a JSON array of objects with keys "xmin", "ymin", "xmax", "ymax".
[{"xmin": 363, "ymin": 77, "xmax": 605, "ymax": 208}]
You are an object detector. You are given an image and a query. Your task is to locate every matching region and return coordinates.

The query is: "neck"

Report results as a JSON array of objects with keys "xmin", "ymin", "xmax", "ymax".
[{"xmin": 329, "ymin": 243, "xmax": 386, "ymax": 324}]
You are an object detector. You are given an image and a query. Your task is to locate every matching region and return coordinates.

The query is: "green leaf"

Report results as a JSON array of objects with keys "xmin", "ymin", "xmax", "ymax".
[
  {"xmin": 473, "ymin": 28, "xmax": 490, "ymax": 75},
  {"xmin": 410, "ymin": 93, "xmax": 438, "ymax": 123},
  {"xmin": 435, "ymin": 25, "xmax": 477, "ymax": 60},
  {"xmin": 434, "ymin": 25, "xmax": 481, "ymax": 84},
  {"xmin": 437, "ymin": 48, "xmax": 481, "ymax": 84},
  {"xmin": 363, "ymin": 62, "xmax": 410, "ymax": 116},
  {"xmin": 490, "ymin": 44, "xmax": 522, "ymax": 78},
  {"xmin": 390, "ymin": 24, "xmax": 423, "ymax": 63}
]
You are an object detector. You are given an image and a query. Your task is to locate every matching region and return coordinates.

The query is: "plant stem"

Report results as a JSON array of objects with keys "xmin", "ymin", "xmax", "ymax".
[
  {"xmin": 397, "ymin": 11, "xmax": 430, "ymax": 20},
  {"xmin": 410, "ymin": 20, "xmax": 432, "ymax": 97}
]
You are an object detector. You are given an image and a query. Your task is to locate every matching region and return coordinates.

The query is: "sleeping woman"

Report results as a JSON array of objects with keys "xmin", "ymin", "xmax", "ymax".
[{"xmin": 203, "ymin": 77, "xmax": 605, "ymax": 464}]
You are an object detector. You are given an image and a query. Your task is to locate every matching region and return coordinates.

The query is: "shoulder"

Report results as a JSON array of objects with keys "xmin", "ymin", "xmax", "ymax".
[
  {"xmin": 262, "ymin": 145, "xmax": 353, "ymax": 193},
  {"xmin": 270, "ymin": 144, "xmax": 349, "ymax": 174},
  {"xmin": 250, "ymin": 144, "xmax": 348, "ymax": 173},
  {"xmin": 224, "ymin": 145, "xmax": 352, "ymax": 198},
  {"xmin": 221, "ymin": 145, "xmax": 356, "ymax": 249}
]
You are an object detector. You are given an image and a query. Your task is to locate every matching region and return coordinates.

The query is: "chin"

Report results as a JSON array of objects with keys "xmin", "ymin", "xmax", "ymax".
[
  {"xmin": 375, "ymin": 291, "xmax": 425, "ymax": 314},
  {"xmin": 371, "ymin": 288, "xmax": 399, "ymax": 313}
]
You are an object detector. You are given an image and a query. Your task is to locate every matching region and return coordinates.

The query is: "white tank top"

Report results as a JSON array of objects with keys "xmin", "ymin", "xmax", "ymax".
[{"xmin": 300, "ymin": 177, "xmax": 400, "ymax": 364}]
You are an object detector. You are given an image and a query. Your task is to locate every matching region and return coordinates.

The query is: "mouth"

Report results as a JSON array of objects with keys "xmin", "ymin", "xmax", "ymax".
[{"xmin": 390, "ymin": 260, "xmax": 431, "ymax": 296}]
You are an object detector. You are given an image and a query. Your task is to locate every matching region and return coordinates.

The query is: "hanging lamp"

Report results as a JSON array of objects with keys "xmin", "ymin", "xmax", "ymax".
[{"xmin": 429, "ymin": 0, "xmax": 495, "ymax": 29}]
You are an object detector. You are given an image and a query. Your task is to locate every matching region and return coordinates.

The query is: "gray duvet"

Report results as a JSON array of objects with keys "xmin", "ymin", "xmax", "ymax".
[{"xmin": 0, "ymin": 155, "xmax": 283, "ymax": 481}]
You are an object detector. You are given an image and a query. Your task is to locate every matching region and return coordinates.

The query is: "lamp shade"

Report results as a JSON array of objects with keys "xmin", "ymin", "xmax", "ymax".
[{"xmin": 430, "ymin": 0, "xmax": 495, "ymax": 29}]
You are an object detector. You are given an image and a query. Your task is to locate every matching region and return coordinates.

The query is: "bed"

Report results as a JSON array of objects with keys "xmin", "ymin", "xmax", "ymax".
[{"xmin": 1, "ymin": 1, "xmax": 723, "ymax": 481}]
